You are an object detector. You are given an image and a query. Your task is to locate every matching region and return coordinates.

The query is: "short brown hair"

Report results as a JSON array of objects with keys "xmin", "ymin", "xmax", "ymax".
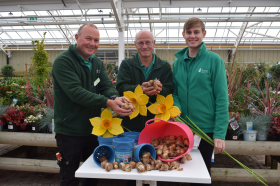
[
  {"xmin": 78, "ymin": 24, "xmax": 98, "ymax": 36},
  {"xmin": 183, "ymin": 17, "xmax": 205, "ymax": 32}
]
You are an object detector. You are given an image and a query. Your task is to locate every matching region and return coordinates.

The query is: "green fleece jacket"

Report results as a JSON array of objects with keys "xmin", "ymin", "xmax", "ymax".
[
  {"xmin": 173, "ymin": 43, "xmax": 228, "ymax": 140},
  {"xmin": 52, "ymin": 45, "xmax": 119, "ymax": 136},
  {"xmin": 116, "ymin": 53, "xmax": 173, "ymax": 132}
]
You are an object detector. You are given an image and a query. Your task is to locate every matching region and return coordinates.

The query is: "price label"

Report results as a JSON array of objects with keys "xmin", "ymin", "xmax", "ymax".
[
  {"xmin": 8, "ymin": 125, "xmax": 13, "ymax": 129},
  {"xmin": 249, "ymin": 135, "xmax": 255, "ymax": 139},
  {"xmin": 233, "ymin": 136, "xmax": 237, "ymax": 140},
  {"xmin": 32, "ymin": 127, "xmax": 35, "ymax": 131}
]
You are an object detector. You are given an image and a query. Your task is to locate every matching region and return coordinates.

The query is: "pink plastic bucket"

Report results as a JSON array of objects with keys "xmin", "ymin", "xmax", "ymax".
[{"xmin": 138, "ymin": 118, "xmax": 194, "ymax": 162}]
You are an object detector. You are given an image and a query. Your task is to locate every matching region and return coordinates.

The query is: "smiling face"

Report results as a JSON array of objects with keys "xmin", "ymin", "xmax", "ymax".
[
  {"xmin": 75, "ymin": 25, "xmax": 100, "ymax": 59},
  {"xmin": 134, "ymin": 30, "xmax": 155, "ymax": 59},
  {"xmin": 182, "ymin": 26, "xmax": 206, "ymax": 49}
]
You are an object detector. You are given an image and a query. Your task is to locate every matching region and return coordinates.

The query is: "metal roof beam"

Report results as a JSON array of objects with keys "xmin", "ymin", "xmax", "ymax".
[
  {"xmin": 1, "ymin": 26, "xmax": 280, "ymax": 32},
  {"xmin": 245, "ymin": 30, "xmax": 280, "ymax": 40},
  {"xmin": 232, "ymin": 7, "xmax": 256, "ymax": 58},
  {"xmin": 0, "ymin": 18, "xmax": 279, "ymax": 27},
  {"xmin": 110, "ymin": 0, "xmax": 124, "ymax": 32}
]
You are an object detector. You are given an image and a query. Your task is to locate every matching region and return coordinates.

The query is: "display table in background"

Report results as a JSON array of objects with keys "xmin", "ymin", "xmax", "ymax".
[{"xmin": 75, "ymin": 149, "xmax": 211, "ymax": 186}]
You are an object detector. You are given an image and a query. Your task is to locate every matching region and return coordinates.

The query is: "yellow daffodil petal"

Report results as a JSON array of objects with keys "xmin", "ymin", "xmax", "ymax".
[
  {"xmin": 134, "ymin": 85, "xmax": 143, "ymax": 97},
  {"xmin": 103, "ymin": 131, "xmax": 114, "ymax": 137},
  {"xmin": 91, "ymin": 125, "xmax": 106, "ymax": 136},
  {"xmin": 165, "ymin": 94, "xmax": 174, "ymax": 110},
  {"xmin": 139, "ymin": 105, "xmax": 147, "ymax": 116},
  {"xmin": 148, "ymin": 103, "xmax": 160, "ymax": 115},
  {"xmin": 108, "ymin": 123, "xmax": 124, "ymax": 135},
  {"xmin": 101, "ymin": 109, "xmax": 112, "ymax": 121},
  {"xmin": 160, "ymin": 110, "xmax": 171, "ymax": 121},
  {"xmin": 169, "ymin": 106, "xmax": 181, "ymax": 117},
  {"xmin": 154, "ymin": 114, "xmax": 162, "ymax": 122},
  {"xmin": 137, "ymin": 94, "xmax": 149, "ymax": 105},
  {"xmin": 124, "ymin": 91, "xmax": 137, "ymax": 100},
  {"xmin": 89, "ymin": 117, "xmax": 102, "ymax": 127},
  {"xmin": 130, "ymin": 104, "xmax": 139, "ymax": 119},
  {"xmin": 156, "ymin": 94, "xmax": 165, "ymax": 104},
  {"xmin": 111, "ymin": 118, "xmax": 122, "ymax": 126}
]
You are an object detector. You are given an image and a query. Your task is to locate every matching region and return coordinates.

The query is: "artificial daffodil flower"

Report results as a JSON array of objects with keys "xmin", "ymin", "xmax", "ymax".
[
  {"xmin": 148, "ymin": 94, "xmax": 181, "ymax": 121},
  {"xmin": 90, "ymin": 108, "xmax": 124, "ymax": 137},
  {"xmin": 124, "ymin": 85, "xmax": 149, "ymax": 119}
]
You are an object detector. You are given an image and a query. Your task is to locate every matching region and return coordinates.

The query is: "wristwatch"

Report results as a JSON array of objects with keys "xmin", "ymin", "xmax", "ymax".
[{"xmin": 110, "ymin": 95, "xmax": 117, "ymax": 100}]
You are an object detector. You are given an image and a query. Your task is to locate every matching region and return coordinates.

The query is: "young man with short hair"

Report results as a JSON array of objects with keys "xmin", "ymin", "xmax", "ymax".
[{"xmin": 172, "ymin": 17, "xmax": 229, "ymax": 185}]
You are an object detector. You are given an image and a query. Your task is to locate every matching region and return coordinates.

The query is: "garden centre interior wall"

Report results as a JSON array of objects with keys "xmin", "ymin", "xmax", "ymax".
[{"xmin": 0, "ymin": 49, "xmax": 280, "ymax": 72}]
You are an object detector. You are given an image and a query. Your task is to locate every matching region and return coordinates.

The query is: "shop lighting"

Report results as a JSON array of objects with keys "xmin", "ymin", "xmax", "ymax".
[
  {"xmin": 8, "ymin": 12, "xmax": 13, "ymax": 16},
  {"xmin": 197, "ymin": 8, "xmax": 202, "ymax": 12}
]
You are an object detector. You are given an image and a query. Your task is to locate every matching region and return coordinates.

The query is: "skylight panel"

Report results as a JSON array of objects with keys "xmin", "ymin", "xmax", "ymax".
[
  {"xmin": 0, "ymin": 33, "xmax": 11, "ymax": 39},
  {"xmin": 168, "ymin": 23, "xmax": 180, "ymax": 27},
  {"xmin": 169, "ymin": 8, "xmax": 179, "ymax": 13},
  {"xmin": 72, "ymin": 10, "xmax": 82, "ymax": 15},
  {"xmin": 230, "ymin": 22, "xmax": 242, "ymax": 26},
  {"xmin": 5, "ymin": 32, "xmax": 21, "ymax": 39},
  {"xmin": 206, "ymin": 22, "xmax": 218, "ymax": 26},
  {"xmin": 106, "ymin": 30, "xmax": 118, "ymax": 38},
  {"xmin": 208, "ymin": 7, "xmax": 222, "ymax": 13},
  {"xmin": 180, "ymin": 8, "xmax": 193, "ymax": 13},
  {"xmin": 27, "ymin": 32, "xmax": 42, "ymax": 38},
  {"xmin": 216, "ymin": 29, "xmax": 226, "ymax": 37},
  {"xmin": 35, "ymin": 11, "xmax": 49, "ymax": 16},
  {"xmin": 99, "ymin": 30, "xmax": 108, "ymax": 38},
  {"xmin": 269, "ymin": 7, "xmax": 280, "ymax": 12},
  {"xmin": 153, "ymin": 23, "xmax": 167, "ymax": 27},
  {"xmin": 151, "ymin": 8, "xmax": 159, "ymax": 13},
  {"xmin": 254, "ymin": 7, "xmax": 266, "ymax": 12},
  {"xmin": 205, "ymin": 29, "xmax": 215, "ymax": 37},
  {"xmin": 168, "ymin": 29, "xmax": 179, "ymax": 37},
  {"xmin": 140, "ymin": 23, "xmax": 150, "ymax": 27},
  {"xmin": 18, "ymin": 32, "xmax": 31, "ymax": 38},
  {"xmin": 236, "ymin": 7, "xmax": 250, "ymax": 12},
  {"xmin": 51, "ymin": 31, "xmax": 64, "ymax": 38},
  {"xmin": 23, "ymin": 11, "xmax": 37, "ymax": 16},
  {"xmin": 138, "ymin": 8, "xmax": 148, "ymax": 13}
]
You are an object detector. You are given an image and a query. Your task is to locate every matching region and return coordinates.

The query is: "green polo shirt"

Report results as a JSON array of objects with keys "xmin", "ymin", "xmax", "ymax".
[
  {"xmin": 137, "ymin": 53, "xmax": 155, "ymax": 80},
  {"xmin": 75, "ymin": 44, "xmax": 94, "ymax": 72}
]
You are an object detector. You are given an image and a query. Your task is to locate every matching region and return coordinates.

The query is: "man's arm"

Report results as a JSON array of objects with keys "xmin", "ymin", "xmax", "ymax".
[
  {"xmin": 157, "ymin": 62, "xmax": 173, "ymax": 97},
  {"xmin": 172, "ymin": 59, "xmax": 182, "ymax": 111},
  {"xmin": 52, "ymin": 57, "xmax": 109, "ymax": 108},
  {"xmin": 212, "ymin": 56, "xmax": 229, "ymax": 152}
]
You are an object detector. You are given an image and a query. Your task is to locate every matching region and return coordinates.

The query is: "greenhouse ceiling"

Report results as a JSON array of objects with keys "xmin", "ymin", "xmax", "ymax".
[{"xmin": 0, "ymin": 0, "xmax": 279, "ymax": 52}]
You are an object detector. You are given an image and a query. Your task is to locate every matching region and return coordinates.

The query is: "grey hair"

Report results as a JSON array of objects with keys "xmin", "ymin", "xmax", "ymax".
[
  {"xmin": 134, "ymin": 30, "xmax": 155, "ymax": 42},
  {"xmin": 77, "ymin": 24, "xmax": 98, "ymax": 36}
]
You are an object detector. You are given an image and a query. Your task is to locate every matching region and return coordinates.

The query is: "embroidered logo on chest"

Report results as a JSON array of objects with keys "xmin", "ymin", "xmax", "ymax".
[{"xmin": 198, "ymin": 68, "xmax": 208, "ymax": 74}]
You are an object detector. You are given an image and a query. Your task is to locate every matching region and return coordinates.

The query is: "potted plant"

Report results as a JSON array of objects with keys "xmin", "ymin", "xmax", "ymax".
[
  {"xmin": 37, "ymin": 108, "xmax": 54, "ymax": 133},
  {"xmin": 226, "ymin": 112, "xmax": 240, "ymax": 140},
  {"xmin": 269, "ymin": 110, "xmax": 280, "ymax": 141},
  {"xmin": 253, "ymin": 114, "xmax": 272, "ymax": 141},
  {"xmin": 0, "ymin": 105, "xmax": 9, "ymax": 131},
  {"xmin": 2, "ymin": 107, "xmax": 27, "ymax": 132},
  {"xmin": 24, "ymin": 114, "xmax": 43, "ymax": 133}
]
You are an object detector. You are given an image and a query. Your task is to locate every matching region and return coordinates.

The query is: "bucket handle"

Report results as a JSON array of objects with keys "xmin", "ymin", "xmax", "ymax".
[{"xmin": 145, "ymin": 118, "xmax": 167, "ymax": 127}]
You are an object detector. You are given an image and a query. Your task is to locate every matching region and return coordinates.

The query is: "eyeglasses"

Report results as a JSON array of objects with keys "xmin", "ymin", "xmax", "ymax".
[{"xmin": 136, "ymin": 41, "xmax": 153, "ymax": 47}]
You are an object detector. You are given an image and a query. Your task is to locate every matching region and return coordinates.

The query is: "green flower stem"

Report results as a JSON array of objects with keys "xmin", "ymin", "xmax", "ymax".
[
  {"xmin": 121, "ymin": 125, "xmax": 131, "ymax": 132},
  {"xmin": 174, "ymin": 115, "xmax": 267, "ymax": 185}
]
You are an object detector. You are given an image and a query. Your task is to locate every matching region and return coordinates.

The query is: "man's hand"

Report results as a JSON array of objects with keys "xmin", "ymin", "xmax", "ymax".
[
  {"xmin": 155, "ymin": 80, "xmax": 162, "ymax": 94},
  {"xmin": 214, "ymin": 138, "xmax": 225, "ymax": 152},
  {"xmin": 106, "ymin": 97, "xmax": 132, "ymax": 116},
  {"xmin": 141, "ymin": 82, "xmax": 157, "ymax": 96}
]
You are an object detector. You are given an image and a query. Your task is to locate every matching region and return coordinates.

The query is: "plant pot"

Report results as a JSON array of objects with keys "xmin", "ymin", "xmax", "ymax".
[
  {"xmin": 8, "ymin": 122, "xmax": 21, "ymax": 132},
  {"xmin": 257, "ymin": 131, "xmax": 267, "ymax": 141},
  {"xmin": 31, "ymin": 123, "xmax": 40, "ymax": 133},
  {"xmin": 276, "ymin": 134, "xmax": 280, "ymax": 141},
  {"xmin": 243, "ymin": 130, "xmax": 257, "ymax": 141},
  {"xmin": 226, "ymin": 130, "xmax": 239, "ymax": 140},
  {"xmin": 0, "ymin": 125, "xmax": 3, "ymax": 131}
]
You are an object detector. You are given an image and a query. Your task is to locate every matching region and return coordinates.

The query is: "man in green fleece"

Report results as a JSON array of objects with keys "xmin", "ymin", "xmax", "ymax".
[
  {"xmin": 52, "ymin": 24, "xmax": 132, "ymax": 186},
  {"xmin": 173, "ymin": 18, "xmax": 228, "ymax": 185},
  {"xmin": 116, "ymin": 30, "xmax": 173, "ymax": 132}
]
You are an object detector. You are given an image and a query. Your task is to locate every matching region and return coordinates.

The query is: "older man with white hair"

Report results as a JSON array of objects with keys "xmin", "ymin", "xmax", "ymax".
[{"xmin": 116, "ymin": 30, "xmax": 173, "ymax": 133}]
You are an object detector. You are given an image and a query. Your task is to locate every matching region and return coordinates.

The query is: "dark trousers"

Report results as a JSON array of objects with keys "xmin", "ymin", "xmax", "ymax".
[
  {"xmin": 55, "ymin": 134, "xmax": 99, "ymax": 186},
  {"xmin": 190, "ymin": 133, "xmax": 214, "ymax": 186}
]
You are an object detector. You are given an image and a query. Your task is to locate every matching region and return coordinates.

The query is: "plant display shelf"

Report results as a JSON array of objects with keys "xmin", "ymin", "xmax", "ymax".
[{"xmin": 0, "ymin": 132, "xmax": 279, "ymax": 183}]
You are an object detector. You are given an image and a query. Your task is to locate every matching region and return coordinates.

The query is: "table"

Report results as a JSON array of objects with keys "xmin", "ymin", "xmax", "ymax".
[{"xmin": 75, "ymin": 149, "xmax": 211, "ymax": 185}]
